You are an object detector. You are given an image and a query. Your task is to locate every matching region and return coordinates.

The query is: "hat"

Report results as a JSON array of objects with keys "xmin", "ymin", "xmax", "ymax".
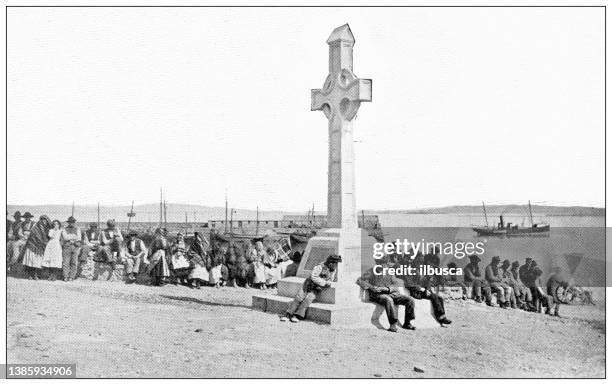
[
  {"xmin": 89, "ymin": 222, "xmax": 98, "ymax": 228},
  {"xmin": 511, "ymin": 261, "xmax": 520, "ymax": 268},
  {"xmin": 23, "ymin": 212, "xmax": 34, "ymax": 219},
  {"xmin": 468, "ymin": 254, "xmax": 481, "ymax": 262},
  {"xmin": 128, "ymin": 231, "xmax": 138, "ymax": 237},
  {"xmin": 106, "ymin": 219, "xmax": 116, "ymax": 228},
  {"xmin": 491, "ymin": 256, "xmax": 500, "ymax": 264},
  {"xmin": 501, "ymin": 259, "xmax": 510, "ymax": 267},
  {"xmin": 67, "ymin": 216, "xmax": 76, "ymax": 223},
  {"xmin": 525, "ymin": 257, "xmax": 533, "ymax": 262},
  {"xmin": 13, "ymin": 211, "xmax": 21, "ymax": 219},
  {"xmin": 326, "ymin": 254, "xmax": 342, "ymax": 264},
  {"xmin": 447, "ymin": 262, "xmax": 457, "ymax": 269}
]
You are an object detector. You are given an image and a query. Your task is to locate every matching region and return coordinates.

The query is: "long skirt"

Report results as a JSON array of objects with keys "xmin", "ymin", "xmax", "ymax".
[
  {"xmin": 265, "ymin": 265, "xmax": 282, "ymax": 285},
  {"xmin": 189, "ymin": 264, "xmax": 209, "ymax": 281},
  {"xmin": 171, "ymin": 252, "xmax": 191, "ymax": 270},
  {"xmin": 252, "ymin": 262, "xmax": 266, "ymax": 284},
  {"xmin": 42, "ymin": 239, "xmax": 63, "ymax": 268},
  {"xmin": 209, "ymin": 265, "xmax": 223, "ymax": 284},
  {"xmin": 148, "ymin": 250, "xmax": 170, "ymax": 278},
  {"xmin": 23, "ymin": 249, "xmax": 43, "ymax": 269}
]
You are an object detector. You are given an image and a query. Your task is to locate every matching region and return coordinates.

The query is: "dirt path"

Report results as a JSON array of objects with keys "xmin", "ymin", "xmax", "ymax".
[{"xmin": 6, "ymin": 277, "xmax": 605, "ymax": 378}]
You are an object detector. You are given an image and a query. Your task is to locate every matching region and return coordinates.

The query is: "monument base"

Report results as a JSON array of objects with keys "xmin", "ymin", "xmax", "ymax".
[{"xmin": 252, "ymin": 228, "xmax": 440, "ymax": 329}]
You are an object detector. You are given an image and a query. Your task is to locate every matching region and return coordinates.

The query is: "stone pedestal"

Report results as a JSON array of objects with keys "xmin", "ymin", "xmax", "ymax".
[{"xmin": 252, "ymin": 228, "xmax": 440, "ymax": 328}]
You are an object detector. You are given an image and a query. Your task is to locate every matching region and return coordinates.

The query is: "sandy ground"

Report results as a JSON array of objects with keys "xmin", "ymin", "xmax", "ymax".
[{"xmin": 6, "ymin": 276, "xmax": 605, "ymax": 378}]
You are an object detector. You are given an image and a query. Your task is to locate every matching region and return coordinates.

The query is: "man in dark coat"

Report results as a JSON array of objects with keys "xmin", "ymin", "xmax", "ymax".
[
  {"xmin": 464, "ymin": 254, "xmax": 492, "ymax": 305},
  {"xmin": 357, "ymin": 256, "xmax": 416, "ymax": 332},
  {"xmin": 404, "ymin": 253, "xmax": 452, "ymax": 326},
  {"xmin": 485, "ymin": 256, "xmax": 511, "ymax": 308},
  {"xmin": 281, "ymin": 254, "xmax": 341, "ymax": 323}
]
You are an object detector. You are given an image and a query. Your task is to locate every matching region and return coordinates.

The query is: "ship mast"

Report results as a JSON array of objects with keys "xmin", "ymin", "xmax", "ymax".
[
  {"xmin": 256, "ymin": 206, "xmax": 260, "ymax": 236},
  {"xmin": 528, "ymin": 200, "xmax": 534, "ymax": 227},
  {"xmin": 482, "ymin": 201, "xmax": 489, "ymax": 228},
  {"xmin": 224, "ymin": 192, "xmax": 228, "ymax": 233},
  {"xmin": 127, "ymin": 200, "xmax": 135, "ymax": 232}
]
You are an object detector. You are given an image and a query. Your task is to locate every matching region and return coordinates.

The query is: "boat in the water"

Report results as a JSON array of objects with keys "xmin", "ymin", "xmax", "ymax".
[
  {"xmin": 275, "ymin": 229, "xmax": 317, "ymax": 244},
  {"xmin": 472, "ymin": 201, "xmax": 550, "ymax": 237}
]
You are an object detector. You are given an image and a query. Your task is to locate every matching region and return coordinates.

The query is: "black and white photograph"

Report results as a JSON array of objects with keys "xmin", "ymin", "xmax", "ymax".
[{"xmin": 3, "ymin": 3, "xmax": 608, "ymax": 380}]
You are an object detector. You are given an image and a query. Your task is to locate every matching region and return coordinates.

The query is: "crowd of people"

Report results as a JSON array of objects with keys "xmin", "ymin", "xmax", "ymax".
[
  {"xmin": 6, "ymin": 211, "xmax": 302, "ymax": 288},
  {"xmin": 7, "ymin": 211, "xmax": 572, "ymax": 334}
]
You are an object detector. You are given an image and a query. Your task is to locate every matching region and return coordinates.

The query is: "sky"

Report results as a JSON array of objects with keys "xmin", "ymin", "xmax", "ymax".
[{"xmin": 7, "ymin": 7, "xmax": 605, "ymax": 211}]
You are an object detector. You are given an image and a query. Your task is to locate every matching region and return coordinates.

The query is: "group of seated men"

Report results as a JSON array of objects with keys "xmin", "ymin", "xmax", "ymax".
[
  {"xmin": 444, "ymin": 254, "xmax": 570, "ymax": 318},
  {"xmin": 280, "ymin": 246, "xmax": 570, "ymax": 333}
]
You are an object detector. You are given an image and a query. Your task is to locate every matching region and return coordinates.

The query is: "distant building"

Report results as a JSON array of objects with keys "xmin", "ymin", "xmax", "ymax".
[
  {"xmin": 280, "ymin": 214, "xmax": 379, "ymax": 229},
  {"xmin": 206, "ymin": 214, "xmax": 379, "ymax": 230}
]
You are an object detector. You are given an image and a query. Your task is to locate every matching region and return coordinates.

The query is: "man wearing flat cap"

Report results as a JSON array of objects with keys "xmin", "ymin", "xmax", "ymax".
[
  {"xmin": 510, "ymin": 260, "xmax": 533, "ymax": 311},
  {"xmin": 500, "ymin": 259, "xmax": 518, "ymax": 309},
  {"xmin": 124, "ymin": 231, "xmax": 147, "ymax": 282},
  {"xmin": 485, "ymin": 256, "xmax": 512, "ymax": 308},
  {"xmin": 463, "ymin": 254, "xmax": 492, "ymax": 305},
  {"xmin": 280, "ymin": 254, "xmax": 341, "ymax": 323},
  {"xmin": 60, "ymin": 216, "xmax": 82, "ymax": 281}
]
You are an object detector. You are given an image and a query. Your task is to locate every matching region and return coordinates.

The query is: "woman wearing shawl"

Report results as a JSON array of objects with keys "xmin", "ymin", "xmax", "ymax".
[
  {"xmin": 42, "ymin": 219, "xmax": 63, "ymax": 280},
  {"xmin": 146, "ymin": 228, "xmax": 170, "ymax": 286},
  {"xmin": 169, "ymin": 232, "xmax": 191, "ymax": 285},
  {"xmin": 226, "ymin": 243, "xmax": 249, "ymax": 287},
  {"xmin": 187, "ymin": 232, "xmax": 209, "ymax": 289},
  {"xmin": 208, "ymin": 244, "xmax": 226, "ymax": 288},
  {"xmin": 21, "ymin": 215, "xmax": 52, "ymax": 280}
]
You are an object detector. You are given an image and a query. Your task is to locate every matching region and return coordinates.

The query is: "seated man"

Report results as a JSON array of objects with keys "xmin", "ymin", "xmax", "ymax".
[
  {"xmin": 357, "ymin": 256, "xmax": 416, "ymax": 332},
  {"xmin": 405, "ymin": 253, "xmax": 452, "ymax": 326},
  {"xmin": 124, "ymin": 231, "xmax": 147, "ymax": 282},
  {"xmin": 509, "ymin": 260, "xmax": 533, "ymax": 311},
  {"xmin": 485, "ymin": 256, "xmax": 512, "ymax": 308},
  {"xmin": 464, "ymin": 254, "xmax": 492, "ymax": 305},
  {"xmin": 94, "ymin": 219, "xmax": 124, "ymax": 269},
  {"xmin": 280, "ymin": 254, "xmax": 341, "ymax": 323},
  {"xmin": 443, "ymin": 262, "xmax": 467, "ymax": 300},
  {"xmin": 546, "ymin": 266, "xmax": 570, "ymax": 317},
  {"xmin": 532, "ymin": 265, "xmax": 553, "ymax": 314},
  {"xmin": 500, "ymin": 259, "xmax": 518, "ymax": 309},
  {"xmin": 80, "ymin": 223, "xmax": 101, "ymax": 259}
]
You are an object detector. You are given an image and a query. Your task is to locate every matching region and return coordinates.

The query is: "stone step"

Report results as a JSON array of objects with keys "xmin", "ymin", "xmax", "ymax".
[{"xmin": 253, "ymin": 292, "xmax": 440, "ymax": 329}]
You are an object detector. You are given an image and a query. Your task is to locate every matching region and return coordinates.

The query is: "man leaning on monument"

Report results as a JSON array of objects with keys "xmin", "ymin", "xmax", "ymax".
[
  {"xmin": 356, "ymin": 256, "xmax": 417, "ymax": 332},
  {"xmin": 280, "ymin": 254, "xmax": 342, "ymax": 323}
]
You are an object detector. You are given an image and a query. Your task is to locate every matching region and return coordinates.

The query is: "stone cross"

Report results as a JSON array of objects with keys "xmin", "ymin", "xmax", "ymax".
[{"xmin": 311, "ymin": 24, "xmax": 372, "ymax": 230}]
